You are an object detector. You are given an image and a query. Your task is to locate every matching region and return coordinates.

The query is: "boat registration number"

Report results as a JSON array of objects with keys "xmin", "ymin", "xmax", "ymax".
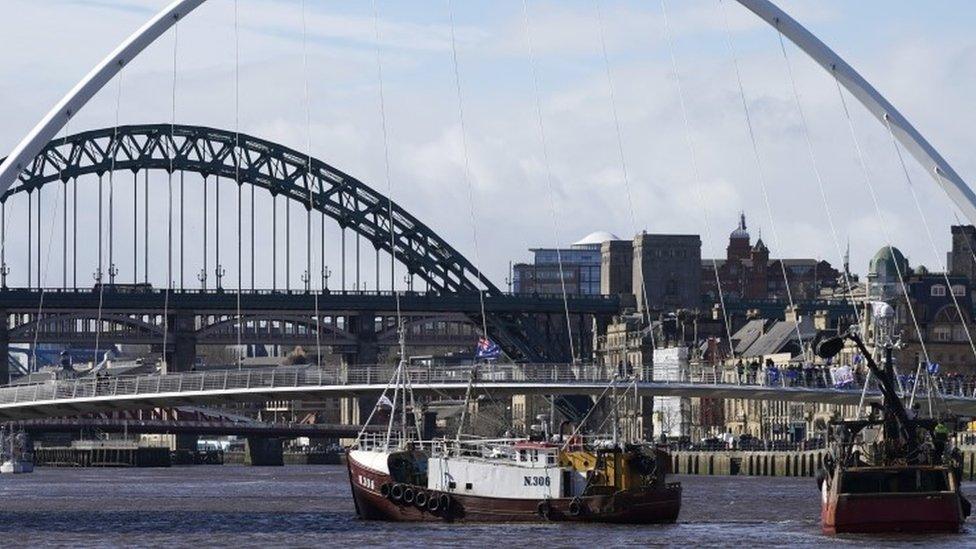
[
  {"xmin": 358, "ymin": 474, "xmax": 377, "ymax": 491},
  {"xmin": 523, "ymin": 476, "xmax": 551, "ymax": 487}
]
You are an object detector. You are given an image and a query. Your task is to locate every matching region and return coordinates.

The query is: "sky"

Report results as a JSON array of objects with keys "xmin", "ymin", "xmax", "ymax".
[{"xmin": 1, "ymin": 0, "xmax": 975, "ymax": 291}]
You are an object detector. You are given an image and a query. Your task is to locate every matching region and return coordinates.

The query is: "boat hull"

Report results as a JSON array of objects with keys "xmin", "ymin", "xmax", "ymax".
[
  {"xmin": 0, "ymin": 460, "xmax": 34, "ymax": 474},
  {"xmin": 348, "ymin": 452, "xmax": 681, "ymax": 524},
  {"xmin": 822, "ymin": 491, "xmax": 964, "ymax": 534}
]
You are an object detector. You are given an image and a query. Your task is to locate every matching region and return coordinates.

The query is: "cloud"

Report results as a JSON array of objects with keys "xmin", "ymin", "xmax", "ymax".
[{"xmin": 0, "ymin": 0, "xmax": 974, "ymax": 292}]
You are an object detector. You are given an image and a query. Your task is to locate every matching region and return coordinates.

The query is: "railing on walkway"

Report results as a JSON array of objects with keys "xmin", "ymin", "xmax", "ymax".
[{"xmin": 0, "ymin": 362, "xmax": 972, "ymax": 408}]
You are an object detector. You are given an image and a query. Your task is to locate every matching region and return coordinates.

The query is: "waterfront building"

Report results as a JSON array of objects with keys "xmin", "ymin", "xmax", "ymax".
[
  {"xmin": 512, "ymin": 231, "xmax": 615, "ymax": 295},
  {"xmin": 701, "ymin": 213, "xmax": 841, "ymax": 303}
]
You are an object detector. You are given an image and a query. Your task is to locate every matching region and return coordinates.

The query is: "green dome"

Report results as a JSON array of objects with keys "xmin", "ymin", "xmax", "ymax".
[{"xmin": 869, "ymin": 246, "xmax": 908, "ymax": 276}]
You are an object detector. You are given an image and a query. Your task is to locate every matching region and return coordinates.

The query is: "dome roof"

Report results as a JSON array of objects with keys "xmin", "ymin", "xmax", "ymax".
[
  {"xmin": 572, "ymin": 231, "xmax": 620, "ymax": 247},
  {"xmin": 869, "ymin": 246, "xmax": 908, "ymax": 275},
  {"xmin": 730, "ymin": 212, "xmax": 749, "ymax": 240}
]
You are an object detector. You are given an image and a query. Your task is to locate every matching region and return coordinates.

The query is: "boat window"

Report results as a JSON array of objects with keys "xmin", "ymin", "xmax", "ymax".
[{"xmin": 841, "ymin": 469, "xmax": 949, "ymax": 494}]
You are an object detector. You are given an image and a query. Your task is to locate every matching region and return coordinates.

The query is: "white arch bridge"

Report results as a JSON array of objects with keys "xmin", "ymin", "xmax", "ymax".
[{"xmin": 1, "ymin": 364, "xmax": 974, "ymax": 421}]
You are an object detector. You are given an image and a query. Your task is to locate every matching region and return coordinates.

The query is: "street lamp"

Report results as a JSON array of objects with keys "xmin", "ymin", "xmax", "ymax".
[
  {"xmin": 215, "ymin": 264, "xmax": 226, "ymax": 291},
  {"xmin": 197, "ymin": 268, "xmax": 207, "ymax": 290},
  {"xmin": 322, "ymin": 266, "xmax": 332, "ymax": 293}
]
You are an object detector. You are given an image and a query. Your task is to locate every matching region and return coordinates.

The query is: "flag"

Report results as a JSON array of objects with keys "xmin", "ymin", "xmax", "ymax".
[
  {"xmin": 768, "ymin": 367, "xmax": 780, "ymax": 384},
  {"xmin": 831, "ymin": 365, "xmax": 854, "ymax": 388},
  {"xmin": 476, "ymin": 337, "xmax": 501, "ymax": 360},
  {"xmin": 376, "ymin": 395, "xmax": 394, "ymax": 409},
  {"xmin": 927, "ymin": 362, "xmax": 940, "ymax": 375}
]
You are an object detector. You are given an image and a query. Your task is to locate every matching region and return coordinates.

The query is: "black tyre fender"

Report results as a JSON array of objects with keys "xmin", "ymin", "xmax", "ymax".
[
  {"xmin": 427, "ymin": 492, "xmax": 441, "ymax": 512},
  {"xmin": 568, "ymin": 499, "xmax": 584, "ymax": 517},
  {"xmin": 439, "ymin": 493, "xmax": 452, "ymax": 514},
  {"xmin": 403, "ymin": 486, "xmax": 415, "ymax": 504},
  {"xmin": 537, "ymin": 500, "xmax": 551, "ymax": 520},
  {"xmin": 415, "ymin": 490, "xmax": 429, "ymax": 508},
  {"xmin": 380, "ymin": 483, "xmax": 391, "ymax": 498},
  {"xmin": 390, "ymin": 484, "xmax": 404, "ymax": 502}
]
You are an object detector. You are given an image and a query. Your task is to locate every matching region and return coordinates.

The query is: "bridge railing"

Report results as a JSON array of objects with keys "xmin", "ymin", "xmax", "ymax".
[{"xmin": 0, "ymin": 363, "xmax": 971, "ymax": 408}]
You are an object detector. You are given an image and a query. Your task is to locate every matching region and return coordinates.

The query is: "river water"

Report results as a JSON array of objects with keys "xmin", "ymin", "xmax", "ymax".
[{"xmin": 0, "ymin": 466, "xmax": 972, "ymax": 547}]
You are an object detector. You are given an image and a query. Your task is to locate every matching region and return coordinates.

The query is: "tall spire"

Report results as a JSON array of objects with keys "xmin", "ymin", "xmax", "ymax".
[
  {"xmin": 844, "ymin": 238, "xmax": 851, "ymax": 276},
  {"xmin": 739, "ymin": 211, "xmax": 746, "ymax": 231}
]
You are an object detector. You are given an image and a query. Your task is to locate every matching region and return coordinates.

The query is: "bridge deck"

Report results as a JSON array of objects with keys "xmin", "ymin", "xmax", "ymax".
[{"xmin": 0, "ymin": 364, "xmax": 972, "ymax": 421}]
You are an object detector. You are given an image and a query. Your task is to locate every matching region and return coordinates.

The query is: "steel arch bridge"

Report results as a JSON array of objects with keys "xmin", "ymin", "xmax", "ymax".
[{"xmin": 0, "ymin": 123, "xmax": 595, "ymax": 364}]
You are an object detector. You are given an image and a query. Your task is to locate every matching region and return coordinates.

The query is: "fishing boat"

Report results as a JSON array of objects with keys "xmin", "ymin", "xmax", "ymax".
[
  {"xmin": 814, "ymin": 330, "xmax": 970, "ymax": 534},
  {"xmin": 346, "ymin": 326, "xmax": 681, "ymax": 523}
]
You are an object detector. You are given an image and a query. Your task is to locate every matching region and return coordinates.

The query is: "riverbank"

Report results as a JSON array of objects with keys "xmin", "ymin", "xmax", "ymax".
[{"xmin": 671, "ymin": 446, "xmax": 976, "ymax": 478}]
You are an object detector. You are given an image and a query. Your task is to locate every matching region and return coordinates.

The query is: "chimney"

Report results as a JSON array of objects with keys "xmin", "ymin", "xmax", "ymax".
[{"xmin": 814, "ymin": 310, "xmax": 830, "ymax": 331}]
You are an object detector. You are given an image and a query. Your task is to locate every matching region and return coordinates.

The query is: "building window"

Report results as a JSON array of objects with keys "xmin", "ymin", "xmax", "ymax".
[
  {"xmin": 931, "ymin": 285, "xmax": 946, "ymax": 297},
  {"xmin": 952, "ymin": 285, "xmax": 966, "ymax": 296},
  {"xmin": 932, "ymin": 326, "xmax": 952, "ymax": 342}
]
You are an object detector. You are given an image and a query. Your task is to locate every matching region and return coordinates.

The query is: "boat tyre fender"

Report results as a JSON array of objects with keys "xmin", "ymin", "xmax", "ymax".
[
  {"xmin": 439, "ymin": 493, "xmax": 452, "ymax": 515},
  {"xmin": 568, "ymin": 499, "xmax": 584, "ymax": 517},
  {"xmin": 380, "ymin": 483, "xmax": 391, "ymax": 498},
  {"xmin": 415, "ymin": 490, "xmax": 429, "ymax": 509},
  {"xmin": 823, "ymin": 454, "xmax": 835, "ymax": 472},
  {"xmin": 427, "ymin": 492, "xmax": 441, "ymax": 513},
  {"xmin": 390, "ymin": 484, "xmax": 404, "ymax": 502},
  {"xmin": 537, "ymin": 500, "xmax": 551, "ymax": 520},
  {"xmin": 403, "ymin": 486, "xmax": 415, "ymax": 505}
]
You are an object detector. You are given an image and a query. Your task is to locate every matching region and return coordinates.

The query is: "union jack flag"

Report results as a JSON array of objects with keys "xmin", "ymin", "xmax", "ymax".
[{"xmin": 476, "ymin": 337, "xmax": 501, "ymax": 360}]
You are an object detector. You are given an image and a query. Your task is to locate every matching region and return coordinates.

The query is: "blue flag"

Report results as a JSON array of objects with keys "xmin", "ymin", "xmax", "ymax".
[
  {"xmin": 927, "ymin": 362, "xmax": 940, "ymax": 375},
  {"xmin": 476, "ymin": 337, "xmax": 501, "ymax": 360}
]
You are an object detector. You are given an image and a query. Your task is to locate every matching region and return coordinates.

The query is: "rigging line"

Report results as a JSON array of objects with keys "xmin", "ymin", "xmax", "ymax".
[
  {"xmin": 93, "ymin": 68, "xmax": 126, "ymax": 371},
  {"xmin": 885, "ymin": 118, "xmax": 970, "ymax": 406},
  {"xmin": 31, "ymin": 122, "xmax": 70, "ymax": 373},
  {"xmin": 371, "ymin": 0, "xmax": 402, "ymax": 324},
  {"xmin": 831, "ymin": 73, "xmax": 932, "ymax": 409},
  {"xmin": 162, "ymin": 19, "xmax": 179, "ymax": 372},
  {"xmin": 521, "ymin": 0, "xmax": 577, "ymax": 364},
  {"xmin": 235, "ymin": 0, "xmax": 242, "ymax": 370},
  {"xmin": 301, "ymin": 0, "xmax": 322, "ymax": 369},
  {"xmin": 774, "ymin": 27, "xmax": 861, "ymax": 329},
  {"xmin": 370, "ymin": 0, "xmax": 413, "ymax": 446},
  {"xmin": 448, "ymin": 0, "xmax": 489, "ymax": 341},
  {"xmin": 719, "ymin": 0, "xmax": 804, "ymax": 351},
  {"xmin": 659, "ymin": 0, "xmax": 734, "ymax": 358}
]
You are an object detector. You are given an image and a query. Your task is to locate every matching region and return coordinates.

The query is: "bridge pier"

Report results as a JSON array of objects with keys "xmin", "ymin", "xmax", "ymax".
[
  {"xmin": 166, "ymin": 310, "xmax": 197, "ymax": 373},
  {"xmin": 244, "ymin": 436, "xmax": 283, "ymax": 466},
  {"xmin": 341, "ymin": 312, "xmax": 378, "ymax": 426},
  {"xmin": 0, "ymin": 309, "xmax": 7, "ymax": 384}
]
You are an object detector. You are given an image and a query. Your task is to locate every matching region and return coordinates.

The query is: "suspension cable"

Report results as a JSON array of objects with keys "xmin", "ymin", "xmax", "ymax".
[
  {"xmin": 521, "ymin": 0, "xmax": 577, "ymax": 364},
  {"xmin": 659, "ymin": 0, "xmax": 733, "ymax": 359},
  {"xmin": 447, "ymin": 0, "xmax": 490, "ymax": 342},
  {"xmin": 234, "ymin": 0, "xmax": 243, "ymax": 369},
  {"xmin": 92, "ymin": 70, "xmax": 125, "ymax": 373},
  {"xmin": 161, "ymin": 19, "xmax": 179, "ymax": 372},
  {"xmin": 831, "ymin": 73, "xmax": 932, "ymax": 409},
  {"xmin": 773, "ymin": 27, "xmax": 862, "ymax": 329},
  {"xmin": 594, "ymin": 0, "xmax": 660, "ymax": 353},
  {"xmin": 885, "ymin": 118, "xmax": 970, "ymax": 410},
  {"xmin": 301, "ymin": 0, "xmax": 322, "ymax": 368},
  {"xmin": 31, "ymin": 122, "xmax": 70, "ymax": 374},
  {"xmin": 719, "ymin": 0, "xmax": 804, "ymax": 351}
]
